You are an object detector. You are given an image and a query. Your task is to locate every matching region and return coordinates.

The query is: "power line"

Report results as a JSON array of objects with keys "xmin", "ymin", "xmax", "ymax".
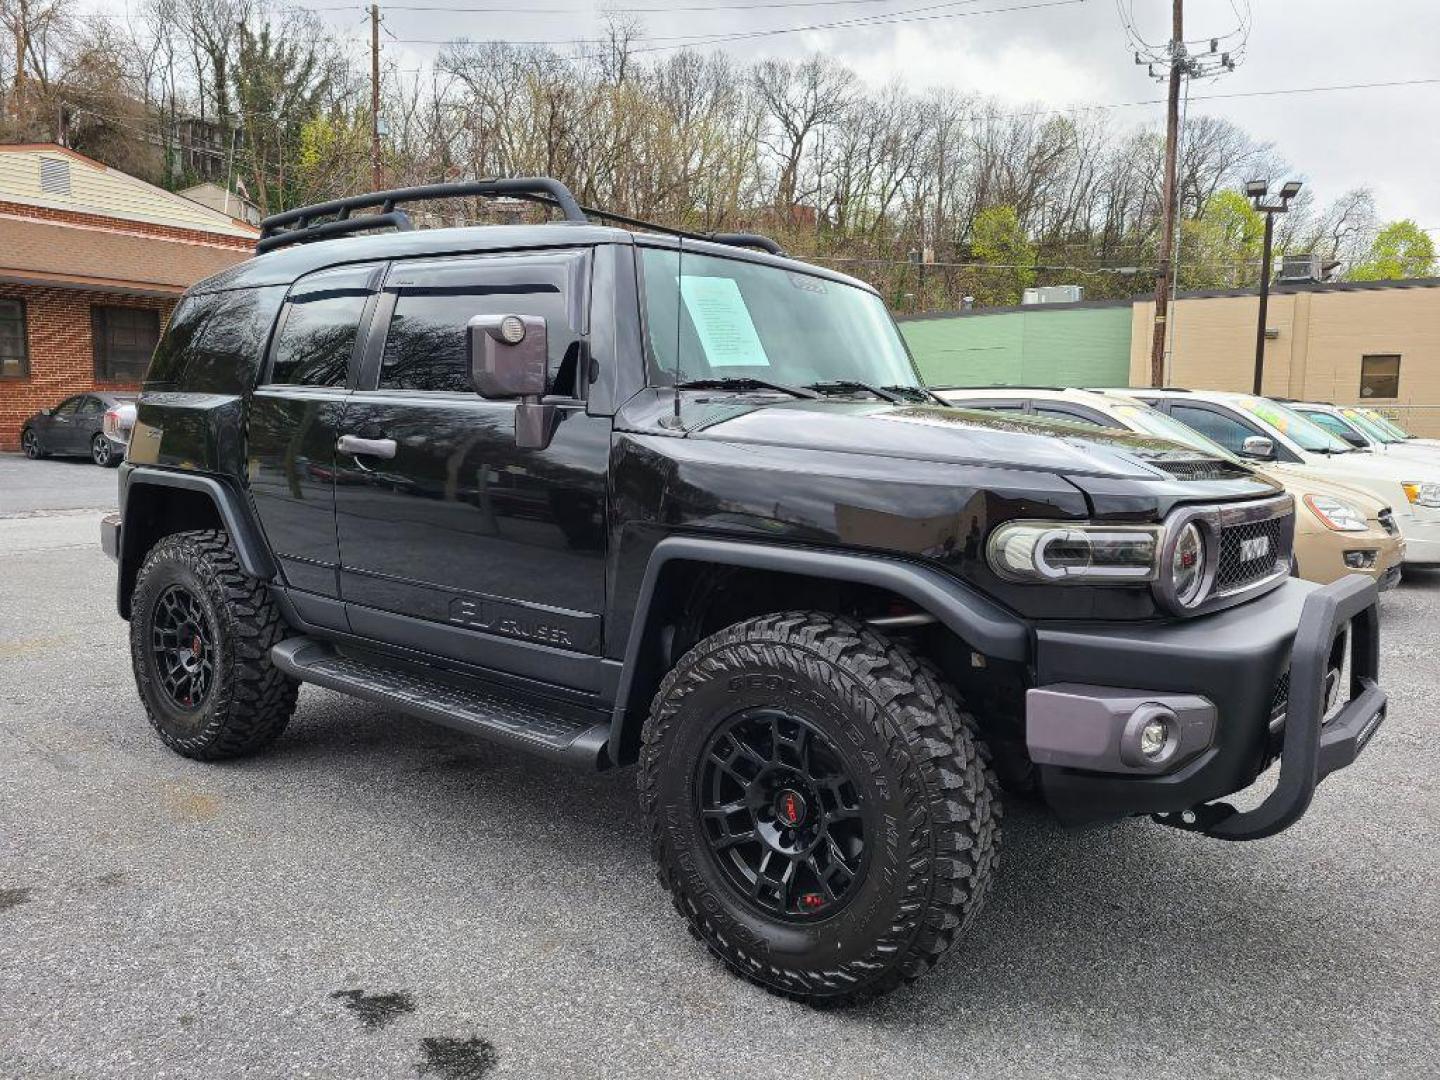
[{"xmin": 384, "ymin": 0, "xmax": 1079, "ymax": 50}]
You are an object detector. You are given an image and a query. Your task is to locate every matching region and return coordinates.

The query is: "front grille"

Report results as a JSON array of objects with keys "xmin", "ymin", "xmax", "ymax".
[
  {"xmin": 1153, "ymin": 457, "xmax": 1251, "ymax": 481},
  {"xmin": 1378, "ymin": 508, "xmax": 1399, "ymax": 535},
  {"xmin": 1216, "ymin": 512, "xmax": 1290, "ymax": 594},
  {"xmin": 1270, "ymin": 672, "xmax": 1290, "ymax": 719}
]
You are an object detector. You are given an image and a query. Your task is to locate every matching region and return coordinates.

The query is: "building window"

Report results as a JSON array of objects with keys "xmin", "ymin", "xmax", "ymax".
[
  {"xmin": 93, "ymin": 305, "xmax": 161, "ymax": 381},
  {"xmin": 1360, "ymin": 354, "xmax": 1401, "ymax": 399},
  {"xmin": 0, "ymin": 299, "xmax": 27, "ymax": 378}
]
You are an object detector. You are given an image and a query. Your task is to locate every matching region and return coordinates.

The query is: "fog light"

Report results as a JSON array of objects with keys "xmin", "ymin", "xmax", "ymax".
[
  {"xmin": 1139, "ymin": 717, "xmax": 1170, "ymax": 758},
  {"xmin": 1343, "ymin": 550, "xmax": 1378, "ymax": 570},
  {"xmin": 1120, "ymin": 703, "xmax": 1181, "ymax": 768}
]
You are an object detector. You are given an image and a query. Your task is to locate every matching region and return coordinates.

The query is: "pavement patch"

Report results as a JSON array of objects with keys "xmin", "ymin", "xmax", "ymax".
[
  {"xmin": 331, "ymin": 988, "xmax": 417, "ymax": 1029},
  {"xmin": 161, "ymin": 783, "xmax": 221, "ymax": 823},
  {"xmin": 0, "ymin": 887, "xmax": 34, "ymax": 913},
  {"xmin": 417, "ymin": 1036, "xmax": 500, "ymax": 1079}
]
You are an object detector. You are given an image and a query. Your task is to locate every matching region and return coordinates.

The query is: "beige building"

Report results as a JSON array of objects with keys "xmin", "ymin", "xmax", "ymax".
[{"xmin": 1129, "ymin": 278, "xmax": 1440, "ymax": 435}]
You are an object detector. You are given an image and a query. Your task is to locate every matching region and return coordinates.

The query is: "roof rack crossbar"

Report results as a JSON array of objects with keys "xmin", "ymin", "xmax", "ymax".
[
  {"xmin": 256, "ymin": 210, "xmax": 415, "ymax": 254},
  {"xmin": 257, "ymin": 178, "xmax": 588, "ymax": 253},
  {"xmin": 256, "ymin": 175, "xmax": 785, "ymax": 258}
]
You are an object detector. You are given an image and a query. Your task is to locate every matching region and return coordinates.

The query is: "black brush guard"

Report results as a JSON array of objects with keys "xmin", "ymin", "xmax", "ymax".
[{"xmin": 1156, "ymin": 574, "xmax": 1386, "ymax": 841}]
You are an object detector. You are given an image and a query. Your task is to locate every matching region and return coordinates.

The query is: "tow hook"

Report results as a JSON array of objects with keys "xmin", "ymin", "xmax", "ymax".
[{"xmin": 1152, "ymin": 802, "xmax": 1237, "ymax": 834}]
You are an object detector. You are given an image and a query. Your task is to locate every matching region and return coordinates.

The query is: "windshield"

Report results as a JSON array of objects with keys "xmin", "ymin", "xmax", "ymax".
[
  {"xmin": 1234, "ymin": 396, "xmax": 1355, "ymax": 453},
  {"xmin": 1357, "ymin": 408, "xmax": 1412, "ymax": 439},
  {"xmin": 1112, "ymin": 403, "xmax": 1237, "ymax": 458},
  {"xmin": 639, "ymin": 247, "xmax": 920, "ymax": 391},
  {"xmin": 1342, "ymin": 408, "xmax": 1404, "ymax": 443}
]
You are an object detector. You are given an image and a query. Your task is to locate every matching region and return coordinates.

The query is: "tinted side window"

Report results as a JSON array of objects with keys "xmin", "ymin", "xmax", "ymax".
[
  {"xmin": 53, "ymin": 396, "xmax": 83, "ymax": 416},
  {"xmin": 143, "ymin": 287, "xmax": 286, "ymax": 393},
  {"xmin": 76, "ymin": 396, "xmax": 105, "ymax": 417},
  {"xmin": 269, "ymin": 267, "xmax": 375, "ymax": 386},
  {"xmin": 1170, "ymin": 404, "xmax": 1257, "ymax": 454},
  {"xmin": 378, "ymin": 256, "xmax": 584, "ymax": 395}
]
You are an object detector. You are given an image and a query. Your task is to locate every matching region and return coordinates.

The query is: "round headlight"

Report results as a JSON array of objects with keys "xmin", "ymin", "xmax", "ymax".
[{"xmin": 1171, "ymin": 521, "xmax": 1206, "ymax": 607}]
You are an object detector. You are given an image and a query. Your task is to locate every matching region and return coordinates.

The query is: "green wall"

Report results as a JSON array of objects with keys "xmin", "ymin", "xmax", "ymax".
[{"xmin": 901, "ymin": 305, "xmax": 1133, "ymax": 389}]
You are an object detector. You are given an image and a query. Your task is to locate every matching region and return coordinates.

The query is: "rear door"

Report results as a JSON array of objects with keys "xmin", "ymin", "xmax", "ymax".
[
  {"xmin": 246, "ymin": 263, "xmax": 383, "ymax": 601},
  {"xmin": 332, "ymin": 249, "xmax": 611, "ymax": 688}
]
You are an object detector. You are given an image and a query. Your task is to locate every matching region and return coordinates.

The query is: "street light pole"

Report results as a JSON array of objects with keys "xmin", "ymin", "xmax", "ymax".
[
  {"xmin": 1246, "ymin": 179, "xmax": 1302, "ymax": 397},
  {"xmin": 1252, "ymin": 209, "xmax": 1275, "ymax": 395}
]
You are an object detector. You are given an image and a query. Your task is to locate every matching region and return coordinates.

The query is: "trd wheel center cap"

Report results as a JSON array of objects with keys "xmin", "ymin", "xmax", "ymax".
[{"xmin": 774, "ymin": 788, "xmax": 807, "ymax": 827}]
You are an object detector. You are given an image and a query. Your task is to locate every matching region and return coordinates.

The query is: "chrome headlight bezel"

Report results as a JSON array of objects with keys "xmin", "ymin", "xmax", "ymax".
[
  {"xmin": 985, "ymin": 494, "xmax": 1293, "ymax": 617},
  {"xmin": 986, "ymin": 522, "xmax": 1163, "ymax": 585}
]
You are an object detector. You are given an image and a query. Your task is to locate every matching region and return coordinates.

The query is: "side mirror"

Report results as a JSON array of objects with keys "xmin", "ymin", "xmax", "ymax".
[
  {"xmin": 1338, "ymin": 430, "xmax": 1368, "ymax": 449},
  {"xmin": 467, "ymin": 313, "xmax": 558, "ymax": 451},
  {"xmin": 1239, "ymin": 435, "xmax": 1275, "ymax": 460}
]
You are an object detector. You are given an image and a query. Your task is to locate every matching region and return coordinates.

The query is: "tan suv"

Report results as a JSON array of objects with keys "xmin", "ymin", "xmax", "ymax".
[{"xmin": 937, "ymin": 387, "xmax": 1405, "ymax": 589}]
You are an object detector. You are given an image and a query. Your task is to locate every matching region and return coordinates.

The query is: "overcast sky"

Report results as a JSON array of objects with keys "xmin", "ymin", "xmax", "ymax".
[{"xmin": 102, "ymin": 0, "xmax": 1440, "ymax": 230}]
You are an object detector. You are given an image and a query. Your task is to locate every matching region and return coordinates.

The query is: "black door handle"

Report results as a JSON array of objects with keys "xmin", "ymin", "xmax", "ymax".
[{"xmin": 337, "ymin": 434, "xmax": 397, "ymax": 459}]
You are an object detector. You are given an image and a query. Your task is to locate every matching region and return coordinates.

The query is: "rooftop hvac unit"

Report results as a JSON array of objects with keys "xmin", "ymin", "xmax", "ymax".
[
  {"xmin": 1276, "ymin": 254, "xmax": 1324, "ymax": 283},
  {"xmin": 1021, "ymin": 285, "xmax": 1084, "ymax": 305}
]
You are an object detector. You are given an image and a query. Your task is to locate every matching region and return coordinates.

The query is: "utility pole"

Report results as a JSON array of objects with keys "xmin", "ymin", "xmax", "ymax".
[
  {"xmin": 370, "ymin": 3, "xmax": 382, "ymax": 191},
  {"xmin": 1125, "ymin": 0, "xmax": 1240, "ymax": 387},
  {"xmin": 1148, "ymin": 0, "xmax": 1183, "ymax": 389}
]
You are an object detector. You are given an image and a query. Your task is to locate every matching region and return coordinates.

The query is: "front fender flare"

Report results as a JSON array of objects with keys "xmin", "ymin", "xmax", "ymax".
[{"xmin": 607, "ymin": 536, "xmax": 1032, "ymax": 762}]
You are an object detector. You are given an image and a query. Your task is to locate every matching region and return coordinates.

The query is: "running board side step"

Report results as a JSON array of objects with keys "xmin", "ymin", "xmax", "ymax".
[{"xmin": 271, "ymin": 637, "xmax": 612, "ymax": 769}]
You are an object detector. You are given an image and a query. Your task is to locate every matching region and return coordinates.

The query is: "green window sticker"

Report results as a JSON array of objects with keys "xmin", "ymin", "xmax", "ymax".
[{"xmin": 680, "ymin": 275, "xmax": 771, "ymax": 368}]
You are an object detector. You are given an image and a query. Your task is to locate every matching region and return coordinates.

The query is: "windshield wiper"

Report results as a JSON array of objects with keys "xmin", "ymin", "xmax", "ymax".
[
  {"xmin": 672, "ymin": 377, "xmax": 819, "ymax": 399},
  {"xmin": 803, "ymin": 380, "xmax": 903, "ymax": 403},
  {"xmin": 883, "ymin": 384, "xmax": 950, "ymax": 405}
]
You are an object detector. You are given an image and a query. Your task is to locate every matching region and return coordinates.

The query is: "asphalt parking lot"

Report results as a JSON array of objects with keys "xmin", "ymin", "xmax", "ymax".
[{"xmin": 1, "ymin": 452, "xmax": 1437, "ymax": 1080}]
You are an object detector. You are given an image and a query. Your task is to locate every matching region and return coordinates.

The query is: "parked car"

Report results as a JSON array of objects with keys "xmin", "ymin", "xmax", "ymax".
[
  {"xmin": 101, "ymin": 179, "xmax": 1387, "ymax": 1005},
  {"xmin": 936, "ymin": 387, "xmax": 1404, "ymax": 589},
  {"xmin": 1110, "ymin": 388, "xmax": 1440, "ymax": 567},
  {"xmin": 20, "ymin": 392, "xmax": 135, "ymax": 467},
  {"xmin": 1349, "ymin": 407, "xmax": 1440, "ymax": 451},
  {"xmin": 1285, "ymin": 400, "xmax": 1440, "ymax": 463}
]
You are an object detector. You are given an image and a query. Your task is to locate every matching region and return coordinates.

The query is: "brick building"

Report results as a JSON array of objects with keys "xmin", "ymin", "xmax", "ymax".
[{"xmin": 0, "ymin": 143, "xmax": 257, "ymax": 450}]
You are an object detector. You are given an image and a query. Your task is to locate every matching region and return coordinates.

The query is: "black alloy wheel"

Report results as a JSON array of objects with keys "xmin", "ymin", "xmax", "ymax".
[
  {"xmin": 640, "ymin": 611, "xmax": 1001, "ymax": 1005},
  {"xmin": 21, "ymin": 428, "xmax": 42, "ymax": 459},
  {"xmin": 697, "ymin": 707, "xmax": 866, "ymax": 921},
  {"xmin": 130, "ymin": 529, "xmax": 298, "ymax": 759},
  {"xmin": 149, "ymin": 584, "xmax": 216, "ymax": 710},
  {"xmin": 91, "ymin": 434, "xmax": 116, "ymax": 467}
]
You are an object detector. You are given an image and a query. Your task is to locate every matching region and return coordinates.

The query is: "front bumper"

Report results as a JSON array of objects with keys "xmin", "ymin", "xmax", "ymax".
[
  {"xmin": 1395, "ymin": 507, "xmax": 1440, "ymax": 565},
  {"xmin": 1029, "ymin": 575, "xmax": 1385, "ymax": 840}
]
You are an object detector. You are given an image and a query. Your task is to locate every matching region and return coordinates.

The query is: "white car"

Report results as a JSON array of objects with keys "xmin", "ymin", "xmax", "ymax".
[
  {"xmin": 1287, "ymin": 401, "xmax": 1440, "ymax": 462},
  {"xmin": 1109, "ymin": 389, "xmax": 1440, "ymax": 567}
]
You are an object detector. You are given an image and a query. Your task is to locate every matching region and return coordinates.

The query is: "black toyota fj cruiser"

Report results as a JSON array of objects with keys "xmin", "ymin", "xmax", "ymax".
[{"xmin": 102, "ymin": 179, "xmax": 1387, "ymax": 1005}]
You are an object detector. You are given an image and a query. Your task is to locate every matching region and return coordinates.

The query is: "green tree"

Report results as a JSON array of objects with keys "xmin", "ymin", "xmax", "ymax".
[
  {"xmin": 1349, "ymin": 220, "xmax": 1436, "ymax": 281},
  {"xmin": 1180, "ymin": 189, "xmax": 1265, "ymax": 289},
  {"xmin": 970, "ymin": 205, "xmax": 1036, "ymax": 305}
]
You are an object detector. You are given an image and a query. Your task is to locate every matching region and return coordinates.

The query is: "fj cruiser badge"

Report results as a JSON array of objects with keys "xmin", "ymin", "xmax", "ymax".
[{"xmin": 1239, "ymin": 535, "xmax": 1271, "ymax": 562}]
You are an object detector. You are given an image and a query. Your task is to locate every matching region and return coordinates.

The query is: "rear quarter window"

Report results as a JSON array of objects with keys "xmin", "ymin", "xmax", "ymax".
[{"xmin": 143, "ymin": 287, "xmax": 287, "ymax": 393}]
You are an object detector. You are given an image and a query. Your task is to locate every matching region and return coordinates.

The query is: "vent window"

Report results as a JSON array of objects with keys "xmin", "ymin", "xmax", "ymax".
[{"xmin": 39, "ymin": 157, "xmax": 72, "ymax": 197}]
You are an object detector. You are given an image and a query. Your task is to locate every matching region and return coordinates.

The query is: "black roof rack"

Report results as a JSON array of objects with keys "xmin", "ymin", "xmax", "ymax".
[{"xmin": 256, "ymin": 177, "xmax": 785, "ymax": 258}]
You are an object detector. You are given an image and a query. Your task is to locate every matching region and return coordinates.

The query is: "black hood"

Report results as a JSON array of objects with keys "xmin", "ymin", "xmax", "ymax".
[{"xmin": 682, "ymin": 398, "xmax": 1255, "ymax": 483}]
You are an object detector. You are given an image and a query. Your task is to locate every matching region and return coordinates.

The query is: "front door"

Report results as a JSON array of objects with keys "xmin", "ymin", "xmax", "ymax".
[
  {"xmin": 45, "ymin": 395, "xmax": 85, "ymax": 454},
  {"xmin": 245, "ymin": 263, "xmax": 383, "ymax": 599},
  {"xmin": 333, "ymin": 249, "xmax": 610, "ymax": 688}
]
